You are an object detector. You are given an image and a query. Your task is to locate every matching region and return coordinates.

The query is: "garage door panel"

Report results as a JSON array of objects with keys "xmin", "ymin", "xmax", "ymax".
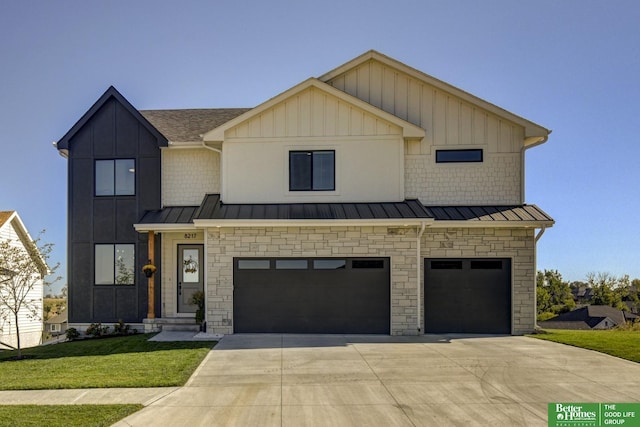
[
  {"xmin": 234, "ymin": 258, "xmax": 390, "ymax": 334},
  {"xmin": 425, "ymin": 258, "xmax": 511, "ymax": 334}
]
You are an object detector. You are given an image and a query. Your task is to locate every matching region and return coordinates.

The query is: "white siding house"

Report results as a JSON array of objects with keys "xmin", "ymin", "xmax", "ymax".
[{"xmin": 0, "ymin": 211, "xmax": 45, "ymax": 349}]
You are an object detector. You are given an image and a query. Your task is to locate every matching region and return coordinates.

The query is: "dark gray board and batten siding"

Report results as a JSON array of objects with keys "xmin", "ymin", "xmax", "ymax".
[{"xmin": 57, "ymin": 87, "xmax": 167, "ymax": 325}]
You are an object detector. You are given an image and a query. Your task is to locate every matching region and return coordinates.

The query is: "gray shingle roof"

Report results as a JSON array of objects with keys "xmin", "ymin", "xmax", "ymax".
[
  {"xmin": 539, "ymin": 305, "xmax": 629, "ymax": 330},
  {"xmin": 140, "ymin": 108, "xmax": 251, "ymax": 142}
]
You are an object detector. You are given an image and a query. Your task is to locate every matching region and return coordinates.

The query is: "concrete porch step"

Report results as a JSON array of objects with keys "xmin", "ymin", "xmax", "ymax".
[
  {"xmin": 161, "ymin": 324, "xmax": 201, "ymax": 332},
  {"xmin": 143, "ymin": 317, "xmax": 200, "ymax": 333}
]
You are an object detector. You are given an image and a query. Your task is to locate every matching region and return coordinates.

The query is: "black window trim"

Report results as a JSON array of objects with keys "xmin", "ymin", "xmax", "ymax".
[
  {"xmin": 289, "ymin": 150, "xmax": 335, "ymax": 192},
  {"xmin": 435, "ymin": 149, "xmax": 483, "ymax": 163},
  {"xmin": 94, "ymin": 243, "xmax": 136, "ymax": 286}
]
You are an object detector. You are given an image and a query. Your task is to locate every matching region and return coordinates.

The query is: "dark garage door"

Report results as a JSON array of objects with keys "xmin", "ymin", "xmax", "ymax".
[
  {"xmin": 234, "ymin": 257, "xmax": 390, "ymax": 334},
  {"xmin": 424, "ymin": 258, "xmax": 511, "ymax": 334}
]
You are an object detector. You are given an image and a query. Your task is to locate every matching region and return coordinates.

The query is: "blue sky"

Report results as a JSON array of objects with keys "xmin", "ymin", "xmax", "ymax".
[{"xmin": 1, "ymin": 1, "xmax": 639, "ymax": 294}]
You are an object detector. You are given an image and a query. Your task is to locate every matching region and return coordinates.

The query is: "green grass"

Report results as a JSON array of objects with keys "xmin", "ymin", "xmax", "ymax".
[
  {"xmin": 0, "ymin": 334, "xmax": 216, "ymax": 390},
  {"xmin": 530, "ymin": 329, "xmax": 640, "ymax": 363},
  {"xmin": 0, "ymin": 404, "xmax": 143, "ymax": 427}
]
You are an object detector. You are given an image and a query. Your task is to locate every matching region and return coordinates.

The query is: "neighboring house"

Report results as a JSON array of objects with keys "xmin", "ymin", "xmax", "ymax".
[
  {"xmin": 539, "ymin": 305, "xmax": 638, "ymax": 330},
  {"xmin": 571, "ymin": 285, "xmax": 594, "ymax": 305},
  {"xmin": 45, "ymin": 308, "xmax": 68, "ymax": 336},
  {"xmin": 54, "ymin": 50, "xmax": 554, "ymax": 336},
  {"xmin": 0, "ymin": 211, "xmax": 45, "ymax": 349}
]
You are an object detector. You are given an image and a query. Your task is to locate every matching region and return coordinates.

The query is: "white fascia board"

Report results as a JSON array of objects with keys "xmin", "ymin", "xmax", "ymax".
[
  {"xmin": 193, "ymin": 218, "xmax": 433, "ymax": 229},
  {"xmin": 429, "ymin": 220, "xmax": 554, "ymax": 229},
  {"xmin": 133, "ymin": 223, "xmax": 197, "ymax": 233},
  {"xmin": 203, "ymin": 78, "xmax": 425, "ymax": 142}
]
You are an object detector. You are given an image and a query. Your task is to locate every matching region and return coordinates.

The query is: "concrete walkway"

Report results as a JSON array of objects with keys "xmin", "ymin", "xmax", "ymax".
[{"xmin": 2, "ymin": 334, "xmax": 640, "ymax": 426}]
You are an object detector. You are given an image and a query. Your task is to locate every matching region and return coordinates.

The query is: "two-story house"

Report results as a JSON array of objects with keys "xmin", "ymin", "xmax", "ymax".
[{"xmin": 55, "ymin": 51, "xmax": 553, "ymax": 336}]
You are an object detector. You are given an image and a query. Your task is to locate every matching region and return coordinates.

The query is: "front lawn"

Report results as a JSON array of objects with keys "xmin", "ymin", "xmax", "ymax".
[
  {"xmin": 0, "ymin": 334, "xmax": 216, "ymax": 390},
  {"xmin": 0, "ymin": 404, "xmax": 143, "ymax": 427},
  {"xmin": 530, "ymin": 329, "xmax": 640, "ymax": 363}
]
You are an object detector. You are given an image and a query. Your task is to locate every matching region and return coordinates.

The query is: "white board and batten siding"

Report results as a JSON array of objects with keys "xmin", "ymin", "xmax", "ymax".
[
  {"xmin": 0, "ymin": 216, "xmax": 43, "ymax": 349},
  {"xmin": 221, "ymin": 86, "xmax": 406, "ymax": 204},
  {"xmin": 325, "ymin": 59, "xmax": 526, "ymax": 205}
]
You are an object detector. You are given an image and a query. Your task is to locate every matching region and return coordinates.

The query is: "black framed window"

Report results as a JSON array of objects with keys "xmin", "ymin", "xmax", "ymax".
[
  {"xmin": 289, "ymin": 150, "xmax": 335, "ymax": 191},
  {"xmin": 435, "ymin": 149, "xmax": 483, "ymax": 163},
  {"xmin": 96, "ymin": 159, "xmax": 135, "ymax": 196},
  {"xmin": 95, "ymin": 244, "xmax": 135, "ymax": 285}
]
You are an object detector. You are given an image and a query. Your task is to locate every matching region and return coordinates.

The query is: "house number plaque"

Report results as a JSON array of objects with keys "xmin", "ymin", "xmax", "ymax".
[{"xmin": 184, "ymin": 233, "xmax": 198, "ymax": 239}]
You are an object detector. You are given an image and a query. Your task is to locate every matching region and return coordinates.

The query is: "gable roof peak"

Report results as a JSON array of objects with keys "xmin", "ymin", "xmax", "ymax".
[
  {"xmin": 55, "ymin": 85, "xmax": 168, "ymax": 155},
  {"xmin": 319, "ymin": 50, "xmax": 550, "ymax": 139},
  {"xmin": 203, "ymin": 77, "xmax": 425, "ymax": 142}
]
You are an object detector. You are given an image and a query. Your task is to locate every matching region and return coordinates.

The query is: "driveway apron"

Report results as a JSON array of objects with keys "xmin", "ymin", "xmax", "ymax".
[{"xmin": 114, "ymin": 334, "xmax": 640, "ymax": 426}]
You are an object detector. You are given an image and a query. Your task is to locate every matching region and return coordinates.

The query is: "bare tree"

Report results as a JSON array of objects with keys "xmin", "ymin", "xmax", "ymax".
[{"xmin": 0, "ymin": 232, "xmax": 59, "ymax": 358}]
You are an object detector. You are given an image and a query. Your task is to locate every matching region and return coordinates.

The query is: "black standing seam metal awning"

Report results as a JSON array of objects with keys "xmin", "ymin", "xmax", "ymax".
[{"xmin": 136, "ymin": 194, "xmax": 553, "ymax": 226}]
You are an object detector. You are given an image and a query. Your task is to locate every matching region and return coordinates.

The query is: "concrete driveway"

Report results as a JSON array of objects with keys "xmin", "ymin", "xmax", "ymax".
[{"xmin": 115, "ymin": 334, "xmax": 640, "ymax": 426}]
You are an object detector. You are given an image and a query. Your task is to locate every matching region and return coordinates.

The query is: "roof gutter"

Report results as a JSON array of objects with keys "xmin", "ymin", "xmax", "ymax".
[
  {"xmin": 53, "ymin": 141, "xmax": 69, "ymax": 159},
  {"xmin": 429, "ymin": 220, "xmax": 554, "ymax": 229},
  {"xmin": 192, "ymin": 218, "xmax": 434, "ymax": 229}
]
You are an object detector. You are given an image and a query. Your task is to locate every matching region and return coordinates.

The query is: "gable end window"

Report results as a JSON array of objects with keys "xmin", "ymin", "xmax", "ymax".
[
  {"xmin": 435, "ymin": 149, "xmax": 483, "ymax": 163},
  {"xmin": 289, "ymin": 150, "xmax": 335, "ymax": 191},
  {"xmin": 96, "ymin": 159, "xmax": 135, "ymax": 196}
]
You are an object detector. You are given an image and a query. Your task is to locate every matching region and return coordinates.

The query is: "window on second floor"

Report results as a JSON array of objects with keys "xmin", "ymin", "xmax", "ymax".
[
  {"xmin": 95, "ymin": 159, "xmax": 135, "ymax": 196},
  {"xmin": 289, "ymin": 150, "xmax": 335, "ymax": 191}
]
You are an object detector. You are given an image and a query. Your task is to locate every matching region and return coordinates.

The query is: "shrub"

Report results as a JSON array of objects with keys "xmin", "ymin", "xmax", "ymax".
[
  {"xmin": 65, "ymin": 327, "xmax": 80, "ymax": 341},
  {"xmin": 191, "ymin": 291, "xmax": 205, "ymax": 325},
  {"xmin": 537, "ymin": 312, "xmax": 557, "ymax": 322},
  {"xmin": 615, "ymin": 319, "xmax": 640, "ymax": 331},
  {"xmin": 113, "ymin": 319, "xmax": 131, "ymax": 336},
  {"xmin": 86, "ymin": 323, "xmax": 110, "ymax": 337}
]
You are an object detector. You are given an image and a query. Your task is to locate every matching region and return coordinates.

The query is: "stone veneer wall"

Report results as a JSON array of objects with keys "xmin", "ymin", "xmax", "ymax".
[
  {"xmin": 204, "ymin": 226, "xmax": 536, "ymax": 336},
  {"xmin": 405, "ymin": 153, "xmax": 521, "ymax": 205},
  {"xmin": 205, "ymin": 226, "xmax": 419, "ymax": 335},
  {"xmin": 421, "ymin": 227, "xmax": 536, "ymax": 334}
]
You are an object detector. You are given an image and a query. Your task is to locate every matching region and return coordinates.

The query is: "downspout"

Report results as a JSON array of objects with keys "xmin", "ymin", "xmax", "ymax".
[
  {"xmin": 533, "ymin": 225, "xmax": 547, "ymax": 329},
  {"xmin": 200, "ymin": 139, "xmax": 220, "ymax": 333},
  {"xmin": 203, "ymin": 227, "xmax": 208, "ymax": 333},
  {"xmin": 416, "ymin": 222, "xmax": 427, "ymax": 334}
]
